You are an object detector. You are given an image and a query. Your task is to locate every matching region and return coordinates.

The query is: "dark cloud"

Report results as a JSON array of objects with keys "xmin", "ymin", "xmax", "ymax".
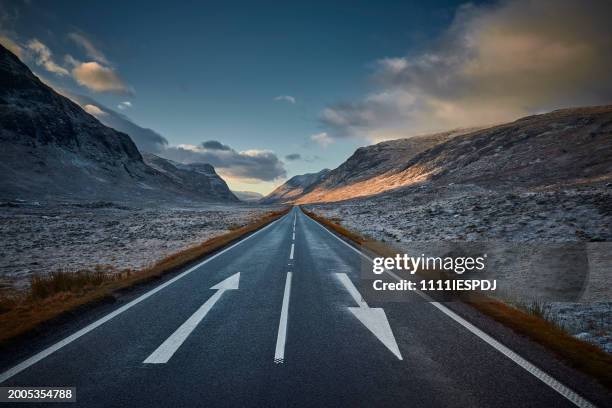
[
  {"xmin": 162, "ymin": 144, "xmax": 286, "ymax": 182},
  {"xmin": 201, "ymin": 140, "xmax": 231, "ymax": 151},
  {"xmin": 321, "ymin": 0, "xmax": 612, "ymax": 142},
  {"xmin": 285, "ymin": 153, "xmax": 301, "ymax": 161}
]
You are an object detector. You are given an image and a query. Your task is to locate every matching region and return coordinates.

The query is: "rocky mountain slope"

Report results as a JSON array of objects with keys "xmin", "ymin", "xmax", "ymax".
[
  {"xmin": 262, "ymin": 130, "xmax": 469, "ymax": 203},
  {"xmin": 266, "ymin": 107, "xmax": 612, "ymax": 204},
  {"xmin": 260, "ymin": 168, "xmax": 330, "ymax": 203},
  {"xmin": 0, "ymin": 45, "xmax": 236, "ymax": 203},
  {"xmin": 142, "ymin": 154, "xmax": 238, "ymax": 202}
]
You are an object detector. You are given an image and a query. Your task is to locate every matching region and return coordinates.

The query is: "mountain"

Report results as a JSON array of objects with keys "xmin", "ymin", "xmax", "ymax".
[
  {"xmin": 261, "ymin": 130, "xmax": 466, "ymax": 203},
  {"xmin": 260, "ymin": 169, "xmax": 330, "ymax": 204},
  {"xmin": 266, "ymin": 107, "xmax": 612, "ymax": 204},
  {"xmin": 0, "ymin": 45, "xmax": 236, "ymax": 203},
  {"xmin": 232, "ymin": 190, "xmax": 264, "ymax": 202},
  {"xmin": 373, "ymin": 106, "xmax": 612, "ymax": 193},
  {"xmin": 142, "ymin": 153, "xmax": 238, "ymax": 202}
]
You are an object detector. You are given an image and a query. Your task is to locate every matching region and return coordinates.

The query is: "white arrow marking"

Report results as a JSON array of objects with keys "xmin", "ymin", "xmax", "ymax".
[
  {"xmin": 308, "ymin": 212, "xmax": 595, "ymax": 407},
  {"xmin": 335, "ymin": 273, "xmax": 402, "ymax": 360},
  {"xmin": 274, "ymin": 272, "xmax": 293, "ymax": 364},
  {"xmin": 144, "ymin": 272, "xmax": 240, "ymax": 364}
]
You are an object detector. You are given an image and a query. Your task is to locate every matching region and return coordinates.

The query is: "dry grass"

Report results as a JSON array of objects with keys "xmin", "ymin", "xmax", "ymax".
[
  {"xmin": 302, "ymin": 207, "xmax": 612, "ymax": 389},
  {"xmin": 302, "ymin": 209, "xmax": 367, "ymax": 245},
  {"xmin": 0, "ymin": 207, "xmax": 290, "ymax": 345},
  {"xmin": 468, "ymin": 298, "xmax": 612, "ymax": 388}
]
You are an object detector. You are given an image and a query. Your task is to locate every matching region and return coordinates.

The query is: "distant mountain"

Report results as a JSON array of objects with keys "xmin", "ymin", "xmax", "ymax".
[
  {"xmin": 142, "ymin": 153, "xmax": 238, "ymax": 202},
  {"xmin": 261, "ymin": 169, "xmax": 330, "ymax": 204},
  {"xmin": 232, "ymin": 190, "xmax": 263, "ymax": 202},
  {"xmin": 267, "ymin": 107, "xmax": 612, "ymax": 204},
  {"xmin": 0, "ymin": 44, "xmax": 236, "ymax": 203}
]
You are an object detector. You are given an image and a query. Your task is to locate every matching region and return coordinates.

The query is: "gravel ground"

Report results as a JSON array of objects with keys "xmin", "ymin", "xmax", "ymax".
[
  {"xmin": 306, "ymin": 185, "xmax": 612, "ymax": 352},
  {"xmin": 0, "ymin": 200, "xmax": 280, "ymax": 290}
]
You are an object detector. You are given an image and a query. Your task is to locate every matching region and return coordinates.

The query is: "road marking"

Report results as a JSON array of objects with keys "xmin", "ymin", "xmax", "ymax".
[
  {"xmin": 335, "ymin": 273, "xmax": 368, "ymax": 308},
  {"xmin": 304, "ymin": 209, "xmax": 596, "ymax": 408},
  {"xmin": 335, "ymin": 273, "xmax": 402, "ymax": 360},
  {"xmin": 274, "ymin": 272, "xmax": 293, "ymax": 364},
  {"xmin": 289, "ymin": 243, "xmax": 295, "ymax": 260},
  {"xmin": 292, "ymin": 232, "xmax": 295, "ymax": 241},
  {"xmin": 0, "ymin": 215, "xmax": 285, "ymax": 384},
  {"xmin": 144, "ymin": 273, "xmax": 240, "ymax": 364}
]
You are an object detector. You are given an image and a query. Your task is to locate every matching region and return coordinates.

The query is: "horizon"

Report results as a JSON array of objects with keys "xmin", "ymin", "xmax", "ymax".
[{"xmin": 1, "ymin": 0, "xmax": 611, "ymax": 194}]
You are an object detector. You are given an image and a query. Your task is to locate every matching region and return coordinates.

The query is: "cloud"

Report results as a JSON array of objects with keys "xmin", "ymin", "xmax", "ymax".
[
  {"xmin": 310, "ymin": 132, "xmax": 333, "ymax": 148},
  {"xmin": 64, "ymin": 92, "xmax": 168, "ymax": 153},
  {"xmin": 68, "ymin": 32, "xmax": 109, "ymax": 64},
  {"xmin": 59, "ymin": 91, "xmax": 281, "ymax": 182},
  {"xmin": 117, "ymin": 101, "xmax": 132, "ymax": 110},
  {"xmin": 26, "ymin": 39, "xmax": 69, "ymax": 76},
  {"xmin": 274, "ymin": 95, "xmax": 296, "ymax": 104},
  {"xmin": 59, "ymin": 91, "xmax": 283, "ymax": 183},
  {"xmin": 161, "ymin": 143, "xmax": 286, "ymax": 182},
  {"xmin": 321, "ymin": 0, "xmax": 612, "ymax": 142},
  {"xmin": 67, "ymin": 57, "xmax": 130, "ymax": 94},
  {"xmin": 0, "ymin": 35, "xmax": 24, "ymax": 58},
  {"xmin": 201, "ymin": 140, "xmax": 231, "ymax": 151},
  {"xmin": 83, "ymin": 104, "xmax": 107, "ymax": 116},
  {"xmin": 285, "ymin": 153, "xmax": 301, "ymax": 161},
  {"xmin": 2, "ymin": 31, "xmax": 131, "ymax": 95}
]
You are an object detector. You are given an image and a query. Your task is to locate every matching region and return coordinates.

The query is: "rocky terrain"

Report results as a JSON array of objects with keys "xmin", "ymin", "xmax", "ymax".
[
  {"xmin": 305, "ymin": 185, "xmax": 612, "ymax": 352},
  {"xmin": 0, "ymin": 44, "xmax": 236, "ymax": 203},
  {"xmin": 0, "ymin": 200, "xmax": 279, "ymax": 290},
  {"xmin": 308, "ymin": 185, "xmax": 611, "ymax": 243},
  {"xmin": 292, "ymin": 105, "xmax": 612, "ymax": 352}
]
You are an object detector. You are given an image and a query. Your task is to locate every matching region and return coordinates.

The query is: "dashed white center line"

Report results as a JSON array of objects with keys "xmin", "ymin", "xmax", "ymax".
[
  {"xmin": 0, "ymin": 214, "xmax": 285, "ymax": 384},
  {"xmin": 289, "ymin": 243, "xmax": 295, "ymax": 260},
  {"xmin": 292, "ymin": 232, "xmax": 295, "ymax": 240},
  {"xmin": 274, "ymin": 272, "xmax": 293, "ymax": 364}
]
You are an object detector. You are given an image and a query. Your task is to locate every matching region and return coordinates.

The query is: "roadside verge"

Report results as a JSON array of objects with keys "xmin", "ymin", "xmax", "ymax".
[
  {"xmin": 301, "ymin": 207, "xmax": 612, "ymax": 390},
  {"xmin": 0, "ymin": 207, "xmax": 290, "ymax": 347}
]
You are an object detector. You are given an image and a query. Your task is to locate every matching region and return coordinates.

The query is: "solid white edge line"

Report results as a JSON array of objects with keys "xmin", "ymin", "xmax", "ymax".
[
  {"xmin": 274, "ymin": 272, "xmax": 293, "ymax": 363},
  {"xmin": 289, "ymin": 243, "xmax": 295, "ymax": 260},
  {"xmin": 0, "ymin": 212, "xmax": 287, "ymax": 384},
  {"xmin": 301, "ymin": 208, "xmax": 596, "ymax": 408}
]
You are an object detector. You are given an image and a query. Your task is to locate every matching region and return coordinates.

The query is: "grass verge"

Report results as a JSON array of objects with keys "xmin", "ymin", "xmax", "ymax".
[
  {"xmin": 302, "ymin": 207, "xmax": 612, "ymax": 389},
  {"xmin": 0, "ymin": 207, "xmax": 290, "ymax": 346}
]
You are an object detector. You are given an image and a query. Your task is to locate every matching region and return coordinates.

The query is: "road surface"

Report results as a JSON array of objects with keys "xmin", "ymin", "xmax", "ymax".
[{"xmin": 0, "ymin": 207, "xmax": 605, "ymax": 407}]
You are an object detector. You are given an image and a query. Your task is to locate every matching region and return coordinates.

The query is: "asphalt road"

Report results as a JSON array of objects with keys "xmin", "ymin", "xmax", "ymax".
[{"xmin": 0, "ymin": 207, "xmax": 606, "ymax": 407}]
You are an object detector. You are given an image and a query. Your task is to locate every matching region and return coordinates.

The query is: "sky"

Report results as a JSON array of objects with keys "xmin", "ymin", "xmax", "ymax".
[{"xmin": 1, "ymin": 0, "xmax": 611, "ymax": 194}]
